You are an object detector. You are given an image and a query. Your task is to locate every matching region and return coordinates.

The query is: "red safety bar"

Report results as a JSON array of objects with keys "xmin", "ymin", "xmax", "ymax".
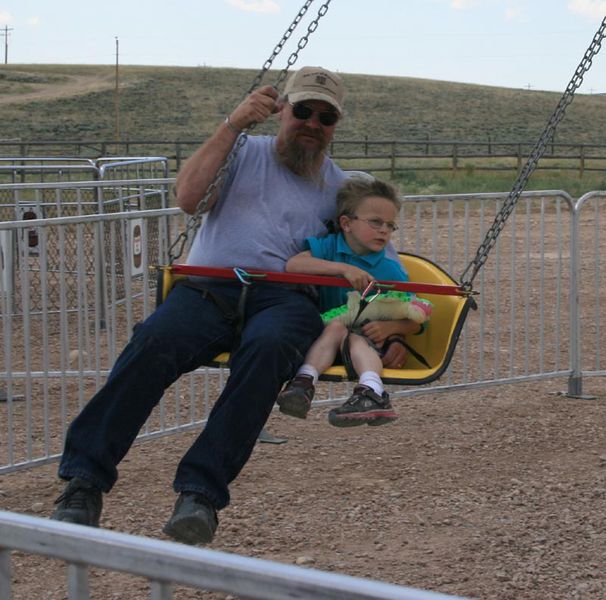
[{"xmin": 169, "ymin": 264, "xmax": 467, "ymax": 297}]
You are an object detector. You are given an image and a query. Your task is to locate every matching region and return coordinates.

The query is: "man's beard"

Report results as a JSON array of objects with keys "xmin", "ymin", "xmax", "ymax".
[{"xmin": 276, "ymin": 131, "xmax": 326, "ymax": 185}]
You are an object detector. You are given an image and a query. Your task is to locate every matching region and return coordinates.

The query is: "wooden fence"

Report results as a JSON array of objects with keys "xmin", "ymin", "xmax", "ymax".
[{"xmin": 1, "ymin": 138, "xmax": 606, "ymax": 178}]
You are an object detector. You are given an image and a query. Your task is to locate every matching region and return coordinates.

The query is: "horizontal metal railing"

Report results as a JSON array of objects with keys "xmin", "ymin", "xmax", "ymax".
[
  {"xmin": 0, "ymin": 511, "xmax": 468, "ymax": 600},
  {"xmin": 0, "ymin": 156, "xmax": 169, "ymax": 184}
]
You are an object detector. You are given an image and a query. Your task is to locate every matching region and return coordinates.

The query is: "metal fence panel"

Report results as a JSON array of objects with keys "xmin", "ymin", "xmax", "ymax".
[
  {"xmin": 390, "ymin": 190, "xmax": 574, "ymax": 392},
  {"xmin": 0, "ymin": 177, "xmax": 170, "ymax": 312},
  {"xmin": 1, "ymin": 182, "xmax": 603, "ymax": 476},
  {"xmin": 0, "ymin": 182, "xmax": 196, "ymax": 473}
]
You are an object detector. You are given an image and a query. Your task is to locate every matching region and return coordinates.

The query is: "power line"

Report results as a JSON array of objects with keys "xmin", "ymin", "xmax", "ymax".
[{"xmin": 1, "ymin": 26, "xmax": 14, "ymax": 65}]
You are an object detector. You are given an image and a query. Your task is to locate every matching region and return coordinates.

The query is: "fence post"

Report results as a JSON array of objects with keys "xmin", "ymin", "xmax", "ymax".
[
  {"xmin": 452, "ymin": 143, "xmax": 458, "ymax": 172},
  {"xmin": 567, "ymin": 204, "xmax": 583, "ymax": 397},
  {"xmin": 579, "ymin": 144, "xmax": 585, "ymax": 179},
  {"xmin": 19, "ymin": 144, "xmax": 27, "ymax": 183},
  {"xmin": 517, "ymin": 143, "xmax": 522, "ymax": 174},
  {"xmin": 390, "ymin": 141, "xmax": 396, "ymax": 178},
  {"xmin": 364, "ymin": 135, "xmax": 368, "ymax": 156},
  {"xmin": 0, "ymin": 548, "xmax": 11, "ymax": 600},
  {"xmin": 67, "ymin": 563, "xmax": 90, "ymax": 599},
  {"xmin": 95, "ymin": 189, "xmax": 108, "ymax": 331},
  {"xmin": 175, "ymin": 143, "xmax": 182, "ymax": 174}
]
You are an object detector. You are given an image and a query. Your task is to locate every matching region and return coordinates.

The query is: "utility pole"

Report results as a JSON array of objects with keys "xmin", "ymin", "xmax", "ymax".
[
  {"xmin": 114, "ymin": 36, "xmax": 120, "ymax": 149},
  {"xmin": 1, "ymin": 26, "xmax": 14, "ymax": 64}
]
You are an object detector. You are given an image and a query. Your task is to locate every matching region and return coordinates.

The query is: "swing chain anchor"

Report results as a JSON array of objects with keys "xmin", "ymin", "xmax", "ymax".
[
  {"xmin": 360, "ymin": 280, "xmax": 382, "ymax": 306},
  {"xmin": 458, "ymin": 281, "xmax": 476, "ymax": 296},
  {"xmin": 233, "ymin": 267, "xmax": 267, "ymax": 286},
  {"xmin": 459, "ymin": 15, "xmax": 606, "ymax": 290},
  {"xmin": 168, "ymin": 0, "xmax": 334, "ymax": 265}
]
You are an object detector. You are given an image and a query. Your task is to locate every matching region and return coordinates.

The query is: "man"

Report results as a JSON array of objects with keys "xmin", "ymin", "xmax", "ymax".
[{"xmin": 51, "ymin": 67, "xmax": 407, "ymax": 545}]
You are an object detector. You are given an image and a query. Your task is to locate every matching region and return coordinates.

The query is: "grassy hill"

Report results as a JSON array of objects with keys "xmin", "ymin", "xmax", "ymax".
[{"xmin": 1, "ymin": 63, "xmax": 605, "ymax": 144}]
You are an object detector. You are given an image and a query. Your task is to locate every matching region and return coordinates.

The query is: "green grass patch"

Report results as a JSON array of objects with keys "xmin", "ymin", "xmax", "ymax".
[{"xmin": 391, "ymin": 169, "xmax": 606, "ymax": 197}]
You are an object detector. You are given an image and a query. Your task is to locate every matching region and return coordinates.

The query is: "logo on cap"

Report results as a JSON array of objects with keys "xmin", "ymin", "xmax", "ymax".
[{"xmin": 284, "ymin": 66, "xmax": 345, "ymax": 113}]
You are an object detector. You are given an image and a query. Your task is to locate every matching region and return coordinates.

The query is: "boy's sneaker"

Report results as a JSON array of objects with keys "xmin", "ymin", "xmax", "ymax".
[
  {"xmin": 328, "ymin": 385, "xmax": 398, "ymax": 427},
  {"xmin": 51, "ymin": 477, "xmax": 103, "ymax": 527},
  {"xmin": 276, "ymin": 375, "xmax": 315, "ymax": 419},
  {"xmin": 163, "ymin": 492, "xmax": 218, "ymax": 545}
]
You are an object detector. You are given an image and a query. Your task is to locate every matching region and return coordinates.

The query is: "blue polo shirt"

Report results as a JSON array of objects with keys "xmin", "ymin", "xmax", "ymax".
[{"xmin": 304, "ymin": 232, "xmax": 409, "ymax": 312}]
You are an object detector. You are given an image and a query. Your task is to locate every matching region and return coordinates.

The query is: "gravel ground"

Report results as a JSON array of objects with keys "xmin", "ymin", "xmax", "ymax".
[{"xmin": 2, "ymin": 377, "xmax": 605, "ymax": 600}]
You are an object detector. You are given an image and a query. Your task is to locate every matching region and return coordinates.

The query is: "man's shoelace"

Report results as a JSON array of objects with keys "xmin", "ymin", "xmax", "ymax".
[{"xmin": 55, "ymin": 487, "xmax": 90, "ymax": 508}]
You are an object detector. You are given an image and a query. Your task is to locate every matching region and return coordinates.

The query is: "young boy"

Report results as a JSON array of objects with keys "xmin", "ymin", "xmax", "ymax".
[{"xmin": 277, "ymin": 177, "xmax": 425, "ymax": 427}]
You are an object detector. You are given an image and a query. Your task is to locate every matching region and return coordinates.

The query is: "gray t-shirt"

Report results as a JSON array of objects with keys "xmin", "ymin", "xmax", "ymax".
[{"xmin": 186, "ymin": 135, "xmax": 347, "ymax": 272}]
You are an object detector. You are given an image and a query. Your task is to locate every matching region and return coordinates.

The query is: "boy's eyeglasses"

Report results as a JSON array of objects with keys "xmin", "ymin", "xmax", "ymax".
[
  {"xmin": 350, "ymin": 215, "xmax": 399, "ymax": 233},
  {"xmin": 290, "ymin": 102, "xmax": 340, "ymax": 127}
]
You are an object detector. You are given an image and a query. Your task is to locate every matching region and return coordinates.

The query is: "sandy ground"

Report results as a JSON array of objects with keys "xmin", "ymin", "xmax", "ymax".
[{"xmin": 2, "ymin": 376, "xmax": 605, "ymax": 600}]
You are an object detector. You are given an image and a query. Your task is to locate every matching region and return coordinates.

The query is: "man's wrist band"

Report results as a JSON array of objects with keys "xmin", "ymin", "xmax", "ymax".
[{"xmin": 224, "ymin": 116, "xmax": 242, "ymax": 135}]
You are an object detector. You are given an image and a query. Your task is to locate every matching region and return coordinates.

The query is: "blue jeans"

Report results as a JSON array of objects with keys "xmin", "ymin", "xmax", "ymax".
[{"xmin": 58, "ymin": 281, "xmax": 323, "ymax": 510}]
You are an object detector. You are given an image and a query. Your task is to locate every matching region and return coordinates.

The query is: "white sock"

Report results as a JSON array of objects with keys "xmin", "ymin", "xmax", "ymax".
[
  {"xmin": 297, "ymin": 364, "xmax": 319, "ymax": 385},
  {"xmin": 359, "ymin": 371, "xmax": 384, "ymax": 396}
]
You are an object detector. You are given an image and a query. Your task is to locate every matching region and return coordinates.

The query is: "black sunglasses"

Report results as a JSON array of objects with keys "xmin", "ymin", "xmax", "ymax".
[{"xmin": 290, "ymin": 102, "xmax": 339, "ymax": 127}]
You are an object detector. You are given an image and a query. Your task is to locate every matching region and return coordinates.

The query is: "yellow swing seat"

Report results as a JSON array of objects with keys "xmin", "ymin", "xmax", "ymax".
[
  {"xmin": 154, "ymin": 252, "xmax": 476, "ymax": 387},
  {"xmin": 321, "ymin": 252, "xmax": 476, "ymax": 385}
]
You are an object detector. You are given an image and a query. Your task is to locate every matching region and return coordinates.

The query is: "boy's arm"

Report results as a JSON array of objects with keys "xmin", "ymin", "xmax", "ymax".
[
  {"xmin": 362, "ymin": 319, "xmax": 422, "ymax": 369},
  {"xmin": 286, "ymin": 251, "xmax": 374, "ymax": 292},
  {"xmin": 361, "ymin": 319, "xmax": 421, "ymax": 345}
]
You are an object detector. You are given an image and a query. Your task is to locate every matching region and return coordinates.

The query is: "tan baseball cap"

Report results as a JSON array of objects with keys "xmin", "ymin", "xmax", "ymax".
[{"xmin": 283, "ymin": 66, "xmax": 345, "ymax": 114}]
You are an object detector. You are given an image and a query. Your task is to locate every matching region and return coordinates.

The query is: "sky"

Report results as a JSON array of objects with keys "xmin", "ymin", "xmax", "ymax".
[{"xmin": 0, "ymin": 1, "xmax": 605, "ymax": 93}]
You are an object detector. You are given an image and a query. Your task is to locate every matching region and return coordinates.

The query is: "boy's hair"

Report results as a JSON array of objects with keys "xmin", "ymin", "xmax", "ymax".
[{"xmin": 336, "ymin": 176, "xmax": 400, "ymax": 223}]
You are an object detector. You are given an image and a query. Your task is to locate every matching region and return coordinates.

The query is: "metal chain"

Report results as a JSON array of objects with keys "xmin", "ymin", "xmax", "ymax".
[
  {"xmin": 459, "ymin": 15, "xmax": 606, "ymax": 290},
  {"xmin": 247, "ymin": 0, "xmax": 317, "ymax": 95},
  {"xmin": 168, "ymin": 0, "xmax": 334, "ymax": 263},
  {"xmin": 271, "ymin": 1, "xmax": 332, "ymax": 90}
]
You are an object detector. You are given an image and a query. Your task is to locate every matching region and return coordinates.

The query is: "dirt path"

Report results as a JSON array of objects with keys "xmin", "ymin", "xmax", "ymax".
[{"xmin": 0, "ymin": 72, "xmax": 117, "ymax": 106}]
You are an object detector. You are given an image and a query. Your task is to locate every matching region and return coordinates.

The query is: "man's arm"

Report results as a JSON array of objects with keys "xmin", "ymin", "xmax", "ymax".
[{"xmin": 175, "ymin": 85, "xmax": 279, "ymax": 215}]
